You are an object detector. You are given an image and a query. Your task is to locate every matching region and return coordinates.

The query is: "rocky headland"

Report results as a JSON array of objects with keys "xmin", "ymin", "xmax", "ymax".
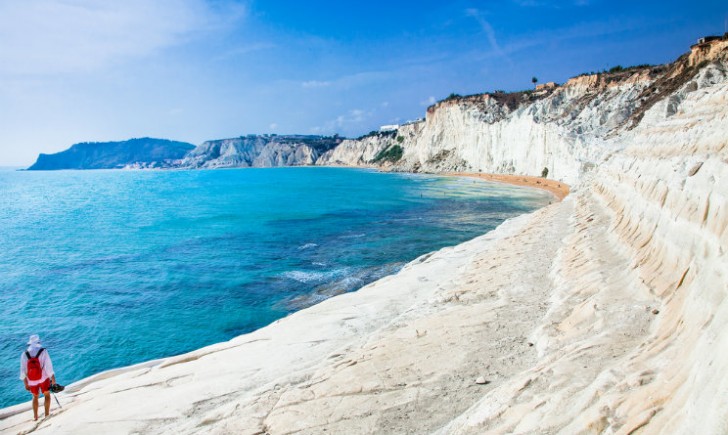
[
  {"xmin": 27, "ymin": 138, "xmax": 195, "ymax": 170},
  {"xmin": 5, "ymin": 37, "xmax": 728, "ymax": 434}
]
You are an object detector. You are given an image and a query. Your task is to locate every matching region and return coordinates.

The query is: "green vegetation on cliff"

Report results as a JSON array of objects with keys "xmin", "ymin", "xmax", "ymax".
[{"xmin": 371, "ymin": 145, "xmax": 404, "ymax": 164}]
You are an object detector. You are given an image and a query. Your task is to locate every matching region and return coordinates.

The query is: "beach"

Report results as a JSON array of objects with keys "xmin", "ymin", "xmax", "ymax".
[
  {"xmin": 0, "ymin": 167, "xmax": 551, "ymax": 410},
  {"xmin": 447, "ymin": 172, "xmax": 570, "ymax": 201}
]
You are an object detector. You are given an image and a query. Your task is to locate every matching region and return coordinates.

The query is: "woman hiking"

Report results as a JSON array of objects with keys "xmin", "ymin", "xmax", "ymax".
[{"xmin": 19, "ymin": 334, "xmax": 56, "ymax": 421}]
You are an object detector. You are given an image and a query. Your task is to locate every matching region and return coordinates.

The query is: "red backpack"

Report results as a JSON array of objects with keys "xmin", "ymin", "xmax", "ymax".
[{"xmin": 26, "ymin": 348, "xmax": 45, "ymax": 381}]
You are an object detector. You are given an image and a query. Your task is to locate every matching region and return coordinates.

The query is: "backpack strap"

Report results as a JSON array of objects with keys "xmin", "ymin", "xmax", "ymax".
[{"xmin": 25, "ymin": 348, "xmax": 44, "ymax": 360}]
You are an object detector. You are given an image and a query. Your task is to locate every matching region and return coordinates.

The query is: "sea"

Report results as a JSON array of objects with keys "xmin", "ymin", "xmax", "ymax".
[{"xmin": 0, "ymin": 167, "xmax": 551, "ymax": 407}]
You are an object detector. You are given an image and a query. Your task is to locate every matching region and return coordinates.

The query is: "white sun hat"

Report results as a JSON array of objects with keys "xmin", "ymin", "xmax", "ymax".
[{"xmin": 27, "ymin": 334, "xmax": 41, "ymax": 345}]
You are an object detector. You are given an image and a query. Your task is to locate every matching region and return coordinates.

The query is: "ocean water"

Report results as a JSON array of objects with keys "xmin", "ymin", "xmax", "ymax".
[{"xmin": 0, "ymin": 167, "xmax": 550, "ymax": 407}]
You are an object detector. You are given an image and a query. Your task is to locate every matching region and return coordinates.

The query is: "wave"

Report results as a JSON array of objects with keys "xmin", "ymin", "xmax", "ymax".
[
  {"xmin": 281, "ymin": 268, "xmax": 349, "ymax": 284},
  {"xmin": 297, "ymin": 243, "xmax": 318, "ymax": 250},
  {"xmin": 282, "ymin": 262, "xmax": 404, "ymax": 311},
  {"xmin": 339, "ymin": 233, "xmax": 366, "ymax": 239}
]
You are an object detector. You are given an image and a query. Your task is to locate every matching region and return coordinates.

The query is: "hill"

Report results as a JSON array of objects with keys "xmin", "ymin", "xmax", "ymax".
[{"xmin": 27, "ymin": 138, "xmax": 195, "ymax": 170}]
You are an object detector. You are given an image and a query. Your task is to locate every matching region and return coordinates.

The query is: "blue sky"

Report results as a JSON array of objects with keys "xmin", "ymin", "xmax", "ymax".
[{"xmin": 0, "ymin": 0, "xmax": 725, "ymax": 166}]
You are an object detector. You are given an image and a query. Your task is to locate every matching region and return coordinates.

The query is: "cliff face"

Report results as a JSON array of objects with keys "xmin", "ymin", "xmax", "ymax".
[
  {"xmin": 316, "ymin": 132, "xmax": 400, "ymax": 167},
  {"xmin": 180, "ymin": 135, "xmax": 340, "ymax": 169},
  {"xmin": 440, "ymin": 41, "xmax": 728, "ymax": 435},
  {"xmin": 178, "ymin": 41, "xmax": 723, "ymax": 177},
  {"xmin": 319, "ymin": 40, "xmax": 727, "ymax": 187},
  {"xmin": 317, "ymin": 83, "xmax": 624, "ymax": 182},
  {"xmin": 28, "ymin": 42, "xmax": 725, "ymax": 179},
  {"xmin": 28, "ymin": 135, "xmax": 342, "ymax": 171},
  {"xmin": 27, "ymin": 138, "xmax": 195, "ymax": 170},
  {"xmin": 573, "ymin": 72, "xmax": 727, "ymax": 434}
]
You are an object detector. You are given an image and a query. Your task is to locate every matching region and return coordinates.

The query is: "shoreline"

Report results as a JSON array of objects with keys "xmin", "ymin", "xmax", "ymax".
[
  {"xmin": 0, "ymin": 169, "xmax": 551, "ymax": 418},
  {"xmin": 0, "ymin": 205, "xmax": 549, "ymax": 433},
  {"xmin": 445, "ymin": 172, "xmax": 570, "ymax": 201}
]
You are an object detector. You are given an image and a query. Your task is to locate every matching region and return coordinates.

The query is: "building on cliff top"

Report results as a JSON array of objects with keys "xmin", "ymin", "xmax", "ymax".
[
  {"xmin": 534, "ymin": 82, "xmax": 559, "ymax": 96},
  {"xmin": 688, "ymin": 35, "xmax": 727, "ymax": 66},
  {"xmin": 535, "ymin": 82, "xmax": 558, "ymax": 91},
  {"xmin": 692, "ymin": 35, "xmax": 727, "ymax": 49},
  {"xmin": 380, "ymin": 124, "xmax": 399, "ymax": 132},
  {"xmin": 402, "ymin": 118, "xmax": 424, "ymax": 126},
  {"xmin": 697, "ymin": 35, "xmax": 721, "ymax": 44}
]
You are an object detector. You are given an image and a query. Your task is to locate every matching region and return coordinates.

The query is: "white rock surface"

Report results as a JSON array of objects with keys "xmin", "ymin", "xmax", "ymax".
[
  {"xmin": 316, "ymin": 133, "xmax": 399, "ymax": 167},
  {"xmin": 181, "ymin": 135, "xmax": 339, "ymax": 168}
]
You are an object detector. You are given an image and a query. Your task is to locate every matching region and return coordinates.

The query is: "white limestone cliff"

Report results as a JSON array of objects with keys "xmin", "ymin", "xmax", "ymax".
[
  {"xmin": 181, "ymin": 135, "xmax": 340, "ymax": 169},
  {"xmin": 315, "ymin": 133, "xmax": 399, "ymax": 167},
  {"xmin": 441, "ymin": 42, "xmax": 728, "ymax": 435},
  {"xmin": 318, "ymin": 41, "xmax": 727, "ymax": 188}
]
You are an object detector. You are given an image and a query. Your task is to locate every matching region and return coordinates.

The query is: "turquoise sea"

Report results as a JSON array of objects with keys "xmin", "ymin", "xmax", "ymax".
[{"xmin": 0, "ymin": 167, "xmax": 550, "ymax": 407}]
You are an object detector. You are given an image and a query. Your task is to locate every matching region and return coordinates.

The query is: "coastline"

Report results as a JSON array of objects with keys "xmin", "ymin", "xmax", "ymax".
[
  {"xmin": 445, "ymin": 172, "xmax": 570, "ymax": 201},
  {"xmin": 1, "ymin": 141, "xmax": 725, "ymax": 434},
  {"xmin": 1, "ymin": 144, "xmax": 721, "ymax": 433},
  {"xmin": 0, "ymin": 169, "xmax": 551, "ymax": 425},
  {"xmin": 0, "ymin": 187, "xmax": 559, "ymax": 434}
]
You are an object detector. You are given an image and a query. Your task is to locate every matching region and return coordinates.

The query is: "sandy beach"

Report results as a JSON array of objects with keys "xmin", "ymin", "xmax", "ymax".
[{"xmin": 446, "ymin": 172, "xmax": 570, "ymax": 201}]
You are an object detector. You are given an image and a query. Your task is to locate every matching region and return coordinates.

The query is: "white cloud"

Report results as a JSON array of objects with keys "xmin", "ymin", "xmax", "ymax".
[
  {"xmin": 335, "ymin": 71, "xmax": 391, "ymax": 88},
  {"xmin": 335, "ymin": 109, "xmax": 367, "ymax": 126},
  {"xmin": 310, "ymin": 108, "xmax": 374, "ymax": 135},
  {"xmin": 214, "ymin": 41, "xmax": 276, "ymax": 61},
  {"xmin": 465, "ymin": 8, "xmax": 505, "ymax": 58},
  {"xmin": 299, "ymin": 71, "xmax": 391, "ymax": 91},
  {"xmin": 0, "ymin": 0, "xmax": 245, "ymax": 75},
  {"xmin": 301, "ymin": 80, "xmax": 332, "ymax": 88}
]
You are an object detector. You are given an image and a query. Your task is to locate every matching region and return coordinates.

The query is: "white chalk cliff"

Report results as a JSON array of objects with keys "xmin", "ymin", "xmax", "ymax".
[
  {"xmin": 1, "ymin": 40, "xmax": 727, "ymax": 434},
  {"xmin": 319, "ymin": 39, "xmax": 727, "ymax": 188},
  {"xmin": 181, "ymin": 135, "xmax": 341, "ymax": 169}
]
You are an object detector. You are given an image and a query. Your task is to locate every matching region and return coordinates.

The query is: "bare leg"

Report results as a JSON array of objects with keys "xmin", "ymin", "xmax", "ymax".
[
  {"xmin": 31, "ymin": 394, "xmax": 39, "ymax": 420},
  {"xmin": 43, "ymin": 391, "xmax": 51, "ymax": 417}
]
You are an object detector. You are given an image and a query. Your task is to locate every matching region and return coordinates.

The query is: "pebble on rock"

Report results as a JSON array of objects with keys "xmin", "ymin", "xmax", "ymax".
[{"xmin": 475, "ymin": 376, "xmax": 488, "ymax": 385}]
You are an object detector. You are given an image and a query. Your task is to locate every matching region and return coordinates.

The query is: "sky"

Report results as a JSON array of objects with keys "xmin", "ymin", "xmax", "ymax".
[{"xmin": 0, "ymin": 0, "xmax": 726, "ymax": 166}]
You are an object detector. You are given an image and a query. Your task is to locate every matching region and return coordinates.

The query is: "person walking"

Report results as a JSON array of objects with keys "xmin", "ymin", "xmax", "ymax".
[{"xmin": 19, "ymin": 335, "xmax": 56, "ymax": 421}]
